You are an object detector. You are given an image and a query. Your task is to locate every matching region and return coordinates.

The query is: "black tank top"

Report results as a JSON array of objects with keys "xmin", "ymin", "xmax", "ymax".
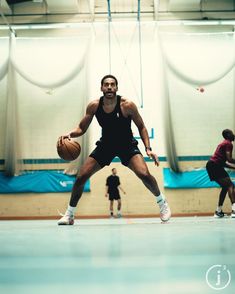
[{"xmin": 95, "ymin": 95, "xmax": 133, "ymax": 145}]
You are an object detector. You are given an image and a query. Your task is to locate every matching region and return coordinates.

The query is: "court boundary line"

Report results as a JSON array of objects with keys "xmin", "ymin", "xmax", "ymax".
[{"xmin": 0, "ymin": 212, "xmax": 218, "ymax": 220}]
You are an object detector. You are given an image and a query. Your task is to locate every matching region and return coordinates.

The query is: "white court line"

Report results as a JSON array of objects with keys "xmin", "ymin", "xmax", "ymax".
[{"xmin": 74, "ymin": 216, "xmax": 234, "ymax": 226}]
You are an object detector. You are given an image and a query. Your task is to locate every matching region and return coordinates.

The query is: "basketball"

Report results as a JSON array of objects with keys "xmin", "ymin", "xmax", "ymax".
[{"xmin": 57, "ymin": 139, "xmax": 81, "ymax": 161}]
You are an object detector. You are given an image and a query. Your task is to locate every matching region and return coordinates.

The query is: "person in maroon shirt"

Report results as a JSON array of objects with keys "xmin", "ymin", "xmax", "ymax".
[{"xmin": 206, "ymin": 129, "xmax": 235, "ymax": 218}]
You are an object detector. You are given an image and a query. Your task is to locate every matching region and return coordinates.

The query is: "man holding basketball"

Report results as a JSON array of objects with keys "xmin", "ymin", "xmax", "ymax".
[
  {"xmin": 206, "ymin": 129, "xmax": 235, "ymax": 218},
  {"xmin": 57, "ymin": 75, "xmax": 171, "ymax": 225}
]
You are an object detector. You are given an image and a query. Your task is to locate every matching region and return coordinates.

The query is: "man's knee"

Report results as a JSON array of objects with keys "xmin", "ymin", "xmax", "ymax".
[
  {"xmin": 220, "ymin": 181, "xmax": 234, "ymax": 189},
  {"xmin": 222, "ymin": 185, "xmax": 228, "ymax": 190},
  {"xmin": 228, "ymin": 183, "xmax": 234, "ymax": 190},
  {"xmin": 75, "ymin": 173, "xmax": 90, "ymax": 186},
  {"xmin": 136, "ymin": 170, "xmax": 151, "ymax": 181}
]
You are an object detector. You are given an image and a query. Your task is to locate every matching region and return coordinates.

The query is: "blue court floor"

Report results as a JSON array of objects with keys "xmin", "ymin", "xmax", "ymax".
[{"xmin": 0, "ymin": 217, "xmax": 234, "ymax": 294}]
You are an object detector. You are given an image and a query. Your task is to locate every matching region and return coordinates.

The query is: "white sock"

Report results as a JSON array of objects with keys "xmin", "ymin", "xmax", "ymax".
[
  {"xmin": 217, "ymin": 206, "xmax": 222, "ymax": 212},
  {"xmin": 156, "ymin": 193, "xmax": 165, "ymax": 205},
  {"xmin": 232, "ymin": 203, "xmax": 235, "ymax": 211},
  {"xmin": 118, "ymin": 210, "xmax": 121, "ymax": 214},
  {"xmin": 66, "ymin": 205, "xmax": 76, "ymax": 216}
]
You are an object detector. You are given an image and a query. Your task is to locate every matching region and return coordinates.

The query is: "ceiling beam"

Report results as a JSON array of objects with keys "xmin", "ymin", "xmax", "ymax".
[
  {"xmin": 46, "ymin": 0, "xmax": 79, "ymax": 14},
  {"xmin": 1, "ymin": 0, "xmax": 235, "ymax": 25}
]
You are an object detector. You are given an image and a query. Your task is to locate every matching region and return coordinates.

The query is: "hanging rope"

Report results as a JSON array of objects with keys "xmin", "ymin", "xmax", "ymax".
[
  {"xmin": 107, "ymin": 0, "xmax": 112, "ymax": 73},
  {"xmin": 106, "ymin": 22, "xmax": 143, "ymax": 106},
  {"xmin": 137, "ymin": 0, "xmax": 144, "ymax": 108},
  {"xmin": 111, "ymin": 24, "xmax": 140, "ymax": 101}
]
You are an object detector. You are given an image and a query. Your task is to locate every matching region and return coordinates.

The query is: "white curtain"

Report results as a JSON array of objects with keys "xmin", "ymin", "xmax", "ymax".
[
  {"xmin": 155, "ymin": 29, "xmax": 180, "ymax": 172},
  {"xmin": 5, "ymin": 59, "xmax": 23, "ymax": 176},
  {"xmin": 157, "ymin": 29, "xmax": 235, "ymax": 171},
  {"xmin": 0, "ymin": 38, "xmax": 9, "ymax": 81},
  {"xmin": 161, "ymin": 32, "xmax": 235, "ymax": 86},
  {"xmin": 2, "ymin": 33, "xmax": 91, "ymax": 176},
  {"xmin": 0, "ymin": 38, "xmax": 9, "ymax": 166},
  {"xmin": 11, "ymin": 36, "xmax": 89, "ymax": 89}
]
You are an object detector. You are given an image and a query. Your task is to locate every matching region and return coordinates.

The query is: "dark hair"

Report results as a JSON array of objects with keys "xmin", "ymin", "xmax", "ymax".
[
  {"xmin": 222, "ymin": 129, "xmax": 232, "ymax": 139},
  {"xmin": 101, "ymin": 75, "xmax": 118, "ymax": 86}
]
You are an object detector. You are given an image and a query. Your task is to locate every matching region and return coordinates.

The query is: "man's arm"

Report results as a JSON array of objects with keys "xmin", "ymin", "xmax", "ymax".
[
  {"xmin": 105, "ymin": 185, "xmax": 109, "ymax": 197},
  {"xmin": 105, "ymin": 177, "xmax": 109, "ymax": 197},
  {"xmin": 118, "ymin": 185, "xmax": 126, "ymax": 194},
  {"xmin": 58, "ymin": 100, "xmax": 98, "ymax": 146},
  {"xmin": 127, "ymin": 101, "xmax": 159, "ymax": 166},
  {"xmin": 226, "ymin": 150, "xmax": 235, "ymax": 164},
  {"xmin": 116, "ymin": 176, "xmax": 126, "ymax": 194}
]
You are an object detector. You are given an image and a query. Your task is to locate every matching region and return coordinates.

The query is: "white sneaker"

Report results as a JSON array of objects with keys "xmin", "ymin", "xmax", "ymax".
[
  {"xmin": 159, "ymin": 200, "xmax": 171, "ymax": 222},
  {"xmin": 231, "ymin": 210, "xmax": 235, "ymax": 218},
  {"xmin": 57, "ymin": 213, "xmax": 74, "ymax": 225},
  {"xmin": 117, "ymin": 212, "xmax": 122, "ymax": 218}
]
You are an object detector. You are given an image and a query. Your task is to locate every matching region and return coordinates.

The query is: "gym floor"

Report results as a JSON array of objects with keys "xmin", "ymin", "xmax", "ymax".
[{"xmin": 0, "ymin": 217, "xmax": 234, "ymax": 294}]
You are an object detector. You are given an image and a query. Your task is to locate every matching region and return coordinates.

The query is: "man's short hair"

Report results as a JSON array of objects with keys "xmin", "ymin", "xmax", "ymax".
[
  {"xmin": 101, "ymin": 75, "xmax": 118, "ymax": 86},
  {"xmin": 222, "ymin": 129, "xmax": 232, "ymax": 139}
]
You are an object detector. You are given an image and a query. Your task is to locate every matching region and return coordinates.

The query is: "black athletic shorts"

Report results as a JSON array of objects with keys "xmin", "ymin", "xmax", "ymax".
[
  {"xmin": 206, "ymin": 160, "xmax": 229, "ymax": 181},
  {"xmin": 109, "ymin": 191, "xmax": 121, "ymax": 201},
  {"xmin": 89, "ymin": 138, "xmax": 142, "ymax": 168}
]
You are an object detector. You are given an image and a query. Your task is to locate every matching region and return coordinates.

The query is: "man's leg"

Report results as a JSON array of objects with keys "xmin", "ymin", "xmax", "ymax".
[
  {"xmin": 216, "ymin": 177, "xmax": 235, "ymax": 218},
  {"xmin": 117, "ymin": 199, "xmax": 121, "ymax": 211},
  {"xmin": 117, "ymin": 199, "xmax": 122, "ymax": 218},
  {"xmin": 128, "ymin": 154, "xmax": 160, "ymax": 195},
  {"xmin": 218, "ymin": 187, "xmax": 227, "ymax": 207},
  {"xmin": 128, "ymin": 154, "xmax": 171, "ymax": 221},
  {"xmin": 69, "ymin": 157, "xmax": 101, "ymax": 207},
  {"xmin": 214, "ymin": 187, "xmax": 227, "ymax": 218},
  {"xmin": 110, "ymin": 200, "xmax": 114, "ymax": 217},
  {"xmin": 58, "ymin": 157, "xmax": 102, "ymax": 225},
  {"xmin": 216, "ymin": 178, "xmax": 235, "ymax": 203}
]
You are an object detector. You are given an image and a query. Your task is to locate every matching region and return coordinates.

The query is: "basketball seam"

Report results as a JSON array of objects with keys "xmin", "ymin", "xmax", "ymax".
[
  {"xmin": 68, "ymin": 140, "xmax": 81, "ymax": 159},
  {"xmin": 69, "ymin": 141, "xmax": 81, "ymax": 151},
  {"xmin": 64, "ymin": 141, "xmax": 76, "ymax": 160},
  {"xmin": 57, "ymin": 140, "xmax": 80, "ymax": 161}
]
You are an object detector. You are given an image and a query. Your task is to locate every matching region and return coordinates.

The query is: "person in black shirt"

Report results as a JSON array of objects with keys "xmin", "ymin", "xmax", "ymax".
[
  {"xmin": 57, "ymin": 74, "xmax": 171, "ymax": 225},
  {"xmin": 105, "ymin": 168, "xmax": 126, "ymax": 218}
]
